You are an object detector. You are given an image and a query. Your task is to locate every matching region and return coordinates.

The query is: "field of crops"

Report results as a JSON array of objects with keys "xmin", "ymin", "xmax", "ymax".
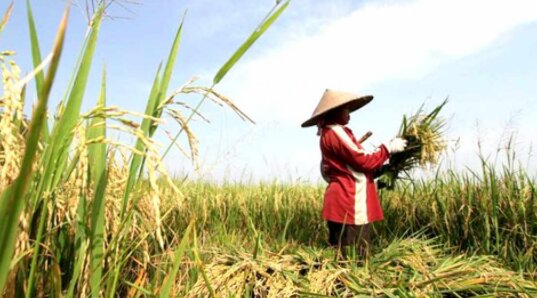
[
  {"xmin": 168, "ymin": 164, "xmax": 537, "ymax": 296},
  {"xmin": 1, "ymin": 1, "xmax": 536, "ymax": 297}
]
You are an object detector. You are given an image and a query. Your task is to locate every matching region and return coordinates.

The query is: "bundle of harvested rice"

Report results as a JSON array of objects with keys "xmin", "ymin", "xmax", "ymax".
[
  {"xmin": 187, "ymin": 251, "xmax": 304, "ymax": 297},
  {"xmin": 186, "ymin": 236, "xmax": 537, "ymax": 297},
  {"xmin": 377, "ymin": 99, "xmax": 448, "ymax": 189}
]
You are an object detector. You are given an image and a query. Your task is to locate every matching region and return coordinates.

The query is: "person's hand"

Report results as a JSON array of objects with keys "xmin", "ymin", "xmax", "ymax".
[{"xmin": 387, "ymin": 137, "xmax": 407, "ymax": 154}]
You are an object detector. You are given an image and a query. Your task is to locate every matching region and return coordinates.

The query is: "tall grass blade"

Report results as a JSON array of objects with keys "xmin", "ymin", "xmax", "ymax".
[
  {"xmin": 213, "ymin": 0, "xmax": 289, "ymax": 84},
  {"xmin": 31, "ymin": 3, "xmax": 103, "ymax": 207},
  {"xmin": 489, "ymin": 167, "xmax": 500, "ymax": 253},
  {"xmin": 110, "ymin": 63, "xmax": 163, "ymax": 296},
  {"xmin": 0, "ymin": 6, "xmax": 68, "ymax": 292},
  {"xmin": 192, "ymin": 230, "xmax": 215, "ymax": 298},
  {"xmin": 151, "ymin": 13, "xmax": 185, "ymax": 130},
  {"xmin": 135, "ymin": 64, "xmax": 162, "ymax": 180},
  {"xmin": 66, "ymin": 234, "xmax": 88, "ymax": 297},
  {"xmin": 157, "ymin": 222, "xmax": 193, "ymax": 298},
  {"xmin": 120, "ymin": 63, "xmax": 161, "ymax": 216},
  {"xmin": 139, "ymin": 13, "xmax": 185, "ymax": 177},
  {"xmin": 26, "ymin": 6, "xmax": 103, "ymax": 296},
  {"xmin": 88, "ymin": 67, "xmax": 108, "ymax": 297},
  {"xmin": 26, "ymin": 0, "xmax": 50, "ymax": 142},
  {"xmin": 26, "ymin": 0, "xmax": 44, "ymax": 90},
  {"xmin": 46, "ymin": 7, "xmax": 103, "ymax": 190},
  {"xmin": 0, "ymin": 2, "xmax": 13, "ymax": 34},
  {"xmin": 162, "ymin": 1, "xmax": 289, "ymax": 159},
  {"xmin": 122, "ymin": 12, "xmax": 185, "ymax": 217},
  {"xmin": 87, "ymin": 67, "xmax": 107, "ymax": 184}
]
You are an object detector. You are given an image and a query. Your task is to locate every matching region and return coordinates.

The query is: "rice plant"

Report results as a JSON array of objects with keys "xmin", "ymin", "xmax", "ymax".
[
  {"xmin": 1, "ymin": 1, "xmax": 536, "ymax": 297},
  {"xmin": 377, "ymin": 99, "xmax": 448, "ymax": 189},
  {"xmin": 0, "ymin": 1, "xmax": 289, "ymax": 296},
  {"xmin": 187, "ymin": 236, "xmax": 537, "ymax": 297},
  {"xmin": 156, "ymin": 161, "xmax": 536, "ymax": 296}
]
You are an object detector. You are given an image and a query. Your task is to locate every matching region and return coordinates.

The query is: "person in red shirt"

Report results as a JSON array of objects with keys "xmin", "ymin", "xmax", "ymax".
[{"xmin": 301, "ymin": 89, "xmax": 407, "ymax": 258}]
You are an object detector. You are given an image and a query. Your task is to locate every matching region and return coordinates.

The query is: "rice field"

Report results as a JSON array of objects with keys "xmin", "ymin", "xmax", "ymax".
[{"xmin": 1, "ymin": 1, "xmax": 537, "ymax": 297}]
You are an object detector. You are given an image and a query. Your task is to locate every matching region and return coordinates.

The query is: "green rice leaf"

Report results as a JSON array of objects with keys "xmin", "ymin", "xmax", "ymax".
[
  {"xmin": 120, "ymin": 63, "xmax": 161, "ymax": 217},
  {"xmin": 122, "ymin": 12, "xmax": 184, "ymax": 217},
  {"xmin": 87, "ymin": 67, "xmax": 107, "ymax": 182},
  {"xmin": 161, "ymin": 2, "xmax": 289, "ymax": 159},
  {"xmin": 0, "ymin": 5, "xmax": 68, "ymax": 292},
  {"xmin": 66, "ymin": 207, "xmax": 88, "ymax": 298},
  {"xmin": 26, "ymin": 0, "xmax": 50, "ymax": 143},
  {"xmin": 88, "ymin": 67, "xmax": 108, "ymax": 297},
  {"xmin": 157, "ymin": 222, "xmax": 193, "ymax": 298},
  {"xmin": 32, "ymin": 4, "xmax": 103, "ymax": 205},
  {"xmin": 151, "ymin": 13, "xmax": 186, "ymax": 130},
  {"xmin": 47, "ymin": 7, "xmax": 104, "ymax": 190},
  {"xmin": 26, "ymin": 6, "xmax": 103, "ymax": 296},
  {"xmin": 213, "ymin": 0, "xmax": 290, "ymax": 84}
]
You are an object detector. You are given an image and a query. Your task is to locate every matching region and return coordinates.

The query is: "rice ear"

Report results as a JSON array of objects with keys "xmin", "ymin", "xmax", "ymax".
[
  {"xmin": 382, "ymin": 100, "xmax": 448, "ymax": 189},
  {"xmin": 0, "ymin": 2, "xmax": 13, "ymax": 34}
]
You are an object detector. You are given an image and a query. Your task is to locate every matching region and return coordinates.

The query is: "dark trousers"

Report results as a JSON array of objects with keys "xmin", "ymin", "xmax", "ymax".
[{"xmin": 327, "ymin": 221, "xmax": 371, "ymax": 258}]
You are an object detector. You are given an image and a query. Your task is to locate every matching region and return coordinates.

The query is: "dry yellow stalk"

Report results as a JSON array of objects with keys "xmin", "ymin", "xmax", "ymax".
[
  {"xmin": 166, "ymin": 108, "xmax": 199, "ymax": 167},
  {"xmin": 0, "ymin": 59, "xmax": 25, "ymax": 190}
]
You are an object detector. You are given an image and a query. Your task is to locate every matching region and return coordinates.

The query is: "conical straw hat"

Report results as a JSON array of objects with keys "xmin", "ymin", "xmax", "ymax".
[{"xmin": 301, "ymin": 89, "xmax": 373, "ymax": 127}]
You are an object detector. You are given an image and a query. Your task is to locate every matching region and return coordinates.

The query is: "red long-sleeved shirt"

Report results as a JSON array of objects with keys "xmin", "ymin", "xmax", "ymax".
[{"xmin": 320, "ymin": 124, "xmax": 389, "ymax": 225}]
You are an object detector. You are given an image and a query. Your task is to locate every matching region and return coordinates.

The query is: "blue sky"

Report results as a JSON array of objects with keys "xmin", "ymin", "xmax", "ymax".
[{"xmin": 2, "ymin": 0, "xmax": 537, "ymax": 182}]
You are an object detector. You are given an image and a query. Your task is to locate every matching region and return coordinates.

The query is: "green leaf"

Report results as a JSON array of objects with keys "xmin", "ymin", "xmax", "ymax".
[
  {"xmin": 87, "ymin": 67, "xmax": 107, "ymax": 182},
  {"xmin": 120, "ymin": 63, "xmax": 161, "ymax": 217},
  {"xmin": 66, "ymin": 199, "xmax": 88, "ymax": 298},
  {"xmin": 122, "ymin": 12, "xmax": 185, "ymax": 217},
  {"xmin": 151, "ymin": 12, "xmax": 186, "ymax": 129},
  {"xmin": 0, "ymin": 5, "xmax": 68, "ymax": 292},
  {"xmin": 213, "ymin": 1, "xmax": 289, "ymax": 84},
  {"xmin": 48, "ymin": 7, "xmax": 104, "ymax": 190},
  {"xmin": 161, "ymin": 1, "xmax": 289, "ymax": 159},
  {"xmin": 26, "ymin": 0, "xmax": 45, "ymax": 101},
  {"xmin": 26, "ymin": 0, "xmax": 50, "ymax": 143},
  {"xmin": 157, "ymin": 222, "xmax": 193, "ymax": 298},
  {"xmin": 33, "ymin": 4, "xmax": 103, "ymax": 204},
  {"xmin": 88, "ymin": 67, "xmax": 108, "ymax": 297},
  {"xmin": 26, "ymin": 6, "xmax": 104, "ymax": 296}
]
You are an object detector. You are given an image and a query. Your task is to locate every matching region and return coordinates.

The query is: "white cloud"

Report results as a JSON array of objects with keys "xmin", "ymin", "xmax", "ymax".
[
  {"xmin": 220, "ymin": 0, "xmax": 537, "ymax": 125},
  {"xmin": 186, "ymin": 0, "xmax": 537, "ymax": 181}
]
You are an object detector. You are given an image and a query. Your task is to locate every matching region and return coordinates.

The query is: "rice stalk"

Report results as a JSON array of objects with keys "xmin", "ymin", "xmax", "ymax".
[
  {"xmin": 120, "ymin": 12, "xmax": 185, "ymax": 220},
  {"xmin": 25, "ymin": 6, "xmax": 101, "ymax": 296},
  {"xmin": 0, "ymin": 2, "xmax": 13, "ymax": 35},
  {"xmin": 0, "ymin": 58, "xmax": 24, "ymax": 189},
  {"xmin": 0, "ymin": 5, "xmax": 68, "ymax": 292},
  {"xmin": 180, "ymin": 86, "xmax": 254, "ymax": 123},
  {"xmin": 186, "ymin": 236, "xmax": 537, "ymax": 297},
  {"xmin": 166, "ymin": 108, "xmax": 199, "ymax": 165},
  {"xmin": 26, "ymin": 0, "xmax": 52, "ymax": 155},
  {"xmin": 87, "ymin": 67, "xmax": 107, "ymax": 297},
  {"xmin": 163, "ymin": 129, "xmax": 194, "ymax": 160},
  {"xmin": 161, "ymin": 0, "xmax": 289, "ymax": 159},
  {"xmin": 378, "ymin": 99, "xmax": 448, "ymax": 189}
]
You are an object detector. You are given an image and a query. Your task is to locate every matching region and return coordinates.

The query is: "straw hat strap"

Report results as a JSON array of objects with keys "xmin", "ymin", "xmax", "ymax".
[{"xmin": 316, "ymin": 119, "xmax": 325, "ymax": 136}]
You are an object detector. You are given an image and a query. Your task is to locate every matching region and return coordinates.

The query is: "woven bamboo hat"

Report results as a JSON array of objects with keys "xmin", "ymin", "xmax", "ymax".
[{"xmin": 301, "ymin": 89, "xmax": 373, "ymax": 127}]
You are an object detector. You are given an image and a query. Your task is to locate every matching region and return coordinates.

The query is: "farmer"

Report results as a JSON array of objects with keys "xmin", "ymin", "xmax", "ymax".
[{"xmin": 301, "ymin": 89, "xmax": 407, "ymax": 258}]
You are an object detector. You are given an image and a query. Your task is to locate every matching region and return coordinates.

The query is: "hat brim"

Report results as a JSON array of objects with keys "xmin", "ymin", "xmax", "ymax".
[{"xmin": 301, "ymin": 95, "xmax": 373, "ymax": 127}]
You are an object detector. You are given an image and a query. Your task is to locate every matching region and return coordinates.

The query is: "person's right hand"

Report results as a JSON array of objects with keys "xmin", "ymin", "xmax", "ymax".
[{"xmin": 387, "ymin": 137, "xmax": 407, "ymax": 154}]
